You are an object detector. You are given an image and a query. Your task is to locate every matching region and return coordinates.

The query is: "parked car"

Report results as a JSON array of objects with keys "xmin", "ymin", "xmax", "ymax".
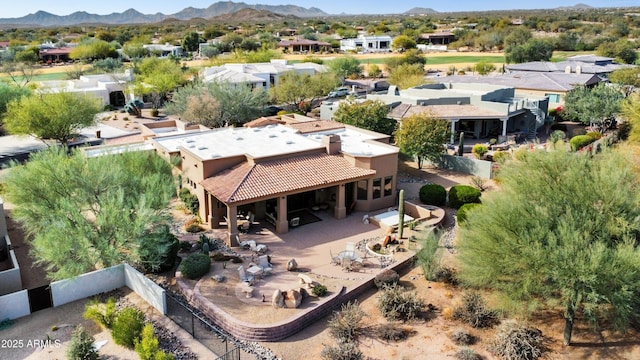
[
  {"xmin": 328, "ymin": 87, "xmax": 350, "ymax": 98},
  {"xmin": 263, "ymin": 105, "xmax": 283, "ymax": 116}
]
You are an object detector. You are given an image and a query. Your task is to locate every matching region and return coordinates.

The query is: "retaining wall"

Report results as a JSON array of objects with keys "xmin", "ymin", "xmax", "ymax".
[
  {"xmin": 177, "ymin": 255, "xmax": 415, "ymax": 342},
  {"xmin": 0, "ymin": 290, "xmax": 29, "ymax": 320}
]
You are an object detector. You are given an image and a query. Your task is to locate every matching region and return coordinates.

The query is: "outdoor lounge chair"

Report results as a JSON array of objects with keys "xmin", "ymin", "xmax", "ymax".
[
  {"xmin": 237, "ymin": 266, "xmax": 254, "ymax": 285},
  {"xmin": 257, "ymin": 255, "xmax": 273, "ymax": 276},
  {"xmin": 239, "ymin": 239, "xmax": 268, "ymax": 254}
]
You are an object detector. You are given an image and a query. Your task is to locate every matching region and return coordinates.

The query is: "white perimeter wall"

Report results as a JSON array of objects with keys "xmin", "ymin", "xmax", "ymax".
[
  {"xmin": 124, "ymin": 264, "xmax": 166, "ymax": 314},
  {"xmin": 51, "ymin": 264, "xmax": 126, "ymax": 307},
  {"xmin": 0, "ymin": 290, "xmax": 30, "ymax": 320}
]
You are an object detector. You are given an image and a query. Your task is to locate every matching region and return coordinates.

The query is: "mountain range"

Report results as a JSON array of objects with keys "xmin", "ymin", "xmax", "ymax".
[{"xmin": 0, "ymin": 1, "xmax": 327, "ymax": 27}]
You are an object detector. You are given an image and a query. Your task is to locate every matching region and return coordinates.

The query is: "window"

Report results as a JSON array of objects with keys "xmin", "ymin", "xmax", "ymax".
[
  {"xmin": 384, "ymin": 176, "xmax": 393, "ymax": 197},
  {"xmin": 545, "ymin": 93, "xmax": 561, "ymax": 103},
  {"xmin": 357, "ymin": 180, "xmax": 368, "ymax": 200},
  {"xmin": 372, "ymin": 178, "xmax": 381, "ymax": 199}
]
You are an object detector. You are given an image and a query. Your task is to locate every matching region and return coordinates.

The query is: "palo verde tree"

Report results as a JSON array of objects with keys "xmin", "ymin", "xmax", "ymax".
[
  {"xmin": 165, "ymin": 80, "xmax": 268, "ymax": 127},
  {"xmin": 458, "ymin": 149, "xmax": 640, "ymax": 345},
  {"xmin": 394, "ymin": 113, "xmax": 450, "ymax": 169},
  {"xmin": 333, "ymin": 99, "xmax": 395, "ymax": 135},
  {"xmin": 562, "ymin": 83, "xmax": 624, "ymax": 133},
  {"xmin": 3, "ymin": 91, "xmax": 102, "ymax": 146},
  {"xmin": 3, "ymin": 147, "xmax": 177, "ymax": 280},
  {"xmin": 328, "ymin": 55, "xmax": 362, "ymax": 85},
  {"xmin": 132, "ymin": 56, "xmax": 188, "ymax": 111},
  {"xmin": 269, "ymin": 71, "xmax": 338, "ymax": 113},
  {"xmin": 0, "ymin": 83, "xmax": 31, "ymax": 134}
]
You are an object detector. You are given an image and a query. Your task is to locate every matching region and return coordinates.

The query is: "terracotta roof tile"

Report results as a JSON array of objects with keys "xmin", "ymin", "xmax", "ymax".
[{"xmin": 201, "ymin": 153, "xmax": 375, "ymax": 204}]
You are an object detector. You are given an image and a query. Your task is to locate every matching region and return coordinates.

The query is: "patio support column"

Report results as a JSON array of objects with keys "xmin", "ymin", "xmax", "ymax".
[
  {"xmin": 210, "ymin": 195, "xmax": 220, "ymax": 228},
  {"xmin": 501, "ymin": 117, "xmax": 508, "ymax": 137},
  {"xmin": 227, "ymin": 205, "xmax": 239, "ymax": 247},
  {"xmin": 450, "ymin": 119, "xmax": 459, "ymax": 144},
  {"xmin": 276, "ymin": 196, "xmax": 289, "ymax": 233},
  {"xmin": 335, "ymin": 184, "xmax": 347, "ymax": 220}
]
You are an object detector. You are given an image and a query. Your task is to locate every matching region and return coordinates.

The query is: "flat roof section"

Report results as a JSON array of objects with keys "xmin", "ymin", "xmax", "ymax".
[
  {"xmin": 153, "ymin": 124, "xmax": 323, "ymax": 161},
  {"xmin": 304, "ymin": 128, "xmax": 398, "ymax": 157}
]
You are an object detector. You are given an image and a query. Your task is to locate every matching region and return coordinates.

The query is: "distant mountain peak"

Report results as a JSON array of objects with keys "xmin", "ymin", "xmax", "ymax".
[
  {"xmin": 404, "ymin": 7, "xmax": 439, "ymax": 15},
  {"xmin": 0, "ymin": 1, "xmax": 328, "ymax": 26}
]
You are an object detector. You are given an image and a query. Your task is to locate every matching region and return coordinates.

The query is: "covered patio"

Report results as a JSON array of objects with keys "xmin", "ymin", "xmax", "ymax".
[{"xmin": 201, "ymin": 153, "xmax": 376, "ymax": 246}]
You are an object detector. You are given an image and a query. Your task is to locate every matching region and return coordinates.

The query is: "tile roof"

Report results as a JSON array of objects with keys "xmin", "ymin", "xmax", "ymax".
[
  {"xmin": 201, "ymin": 153, "xmax": 375, "ymax": 204},
  {"xmin": 286, "ymin": 120, "xmax": 345, "ymax": 134}
]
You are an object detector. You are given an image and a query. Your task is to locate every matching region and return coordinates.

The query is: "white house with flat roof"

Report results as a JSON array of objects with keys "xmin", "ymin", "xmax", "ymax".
[
  {"xmin": 37, "ymin": 70, "xmax": 133, "ymax": 106},
  {"xmin": 340, "ymin": 35, "xmax": 393, "ymax": 53},
  {"xmin": 200, "ymin": 60, "xmax": 326, "ymax": 90}
]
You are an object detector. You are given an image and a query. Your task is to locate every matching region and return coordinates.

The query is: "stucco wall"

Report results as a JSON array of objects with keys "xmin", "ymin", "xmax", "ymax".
[
  {"xmin": 0, "ymin": 290, "xmax": 30, "ymax": 320},
  {"xmin": 51, "ymin": 264, "xmax": 126, "ymax": 307}
]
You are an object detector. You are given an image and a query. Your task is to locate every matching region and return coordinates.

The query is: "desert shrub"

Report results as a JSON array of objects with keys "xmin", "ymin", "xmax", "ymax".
[
  {"xmin": 448, "ymin": 185, "xmax": 481, "ymax": 209},
  {"xmin": 455, "ymin": 348, "xmax": 480, "ymax": 360},
  {"xmin": 376, "ymin": 323, "xmax": 415, "ymax": 342},
  {"xmin": 377, "ymin": 284, "xmax": 424, "ymax": 321},
  {"xmin": 419, "ymin": 184, "xmax": 446, "ymax": 206},
  {"xmin": 585, "ymin": 131, "xmax": 603, "ymax": 140},
  {"xmin": 569, "ymin": 134, "xmax": 595, "ymax": 151},
  {"xmin": 492, "ymin": 150, "xmax": 510, "ymax": 164},
  {"xmin": 312, "ymin": 284, "xmax": 328, "ymax": 297},
  {"xmin": 470, "ymin": 176, "xmax": 487, "ymax": 192},
  {"xmin": 184, "ymin": 217, "xmax": 203, "ymax": 233},
  {"xmin": 67, "ymin": 326, "xmax": 99, "ymax": 360},
  {"xmin": 327, "ymin": 301, "xmax": 365, "ymax": 343},
  {"xmin": 151, "ymin": 109, "xmax": 160, "ymax": 117},
  {"xmin": 471, "ymin": 144, "xmax": 489, "ymax": 159},
  {"xmin": 135, "ymin": 323, "xmax": 174, "ymax": 360},
  {"xmin": 112, "ymin": 307, "xmax": 145, "ymax": 349},
  {"xmin": 489, "ymin": 320, "xmax": 544, "ymax": 360},
  {"xmin": 179, "ymin": 188, "xmax": 199, "ymax": 215},
  {"xmin": 451, "ymin": 328, "xmax": 476, "ymax": 345},
  {"xmin": 320, "ymin": 342, "xmax": 362, "ymax": 360},
  {"xmin": 432, "ymin": 266, "xmax": 459, "ymax": 285},
  {"xmin": 179, "ymin": 253, "xmax": 211, "ymax": 279},
  {"xmin": 138, "ymin": 225, "xmax": 179, "ymax": 273},
  {"xmin": 374, "ymin": 269, "xmax": 400, "ymax": 289},
  {"xmin": 83, "ymin": 297, "xmax": 117, "ymax": 329},
  {"xmin": 417, "ymin": 234, "xmax": 440, "ymax": 281},
  {"xmin": 457, "ymin": 203, "xmax": 481, "ymax": 225},
  {"xmin": 453, "ymin": 292, "xmax": 499, "ymax": 328},
  {"xmin": 617, "ymin": 120, "xmax": 631, "ymax": 140}
]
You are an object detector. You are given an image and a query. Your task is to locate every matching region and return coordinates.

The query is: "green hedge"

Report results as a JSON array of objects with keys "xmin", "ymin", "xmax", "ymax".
[
  {"xmin": 419, "ymin": 184, "xmax": 446, "ymax": 206},
  {"xmin": 179, "ymin": 253, "xmax": 211, "ymax": 279},
  {"xmin": 457, "ymin": 203, "xmax": 481, "ymax": 224},
  {"xmin": 449, "ymin": 185, "xmax": 481, "ymax": 209},
  {"xmin": 569, "ymin": 135, "xmax": 596, "ymax": 152}
]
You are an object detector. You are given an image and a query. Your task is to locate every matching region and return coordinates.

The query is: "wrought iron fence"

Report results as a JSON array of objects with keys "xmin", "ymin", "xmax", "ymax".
[{"xmin": 165, "ymin": 292, "xmax": 254, "ymax": 360}]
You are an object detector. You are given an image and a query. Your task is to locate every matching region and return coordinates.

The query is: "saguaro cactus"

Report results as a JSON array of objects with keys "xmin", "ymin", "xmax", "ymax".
[
  {"xmin": 458, "ymin": 132, "xmax": 465, "ymax": 156},
  {"xmin": 398, "ymin": 189, "xmax": 405, "ymax": 239}
]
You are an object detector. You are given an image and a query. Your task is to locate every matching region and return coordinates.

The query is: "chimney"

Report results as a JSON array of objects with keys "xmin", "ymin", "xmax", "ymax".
[{"xmin": 322, "ymin": 134, "xmax": 341, "ymax": 155}]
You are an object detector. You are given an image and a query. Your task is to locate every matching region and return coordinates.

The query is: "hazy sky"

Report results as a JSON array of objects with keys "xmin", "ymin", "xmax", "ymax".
[{"xmin": 3, "ymin": 0, "xmax": 639, "ymax": 18}]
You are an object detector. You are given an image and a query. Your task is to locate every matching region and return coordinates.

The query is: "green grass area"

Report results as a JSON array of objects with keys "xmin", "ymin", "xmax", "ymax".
[
  {"xmin": 361, "ymin": 55, "xmax": 505, "ymax": 65},
  {"xmin": 1, "ymin": 72, "xmax": 68, "ymax": 83}
]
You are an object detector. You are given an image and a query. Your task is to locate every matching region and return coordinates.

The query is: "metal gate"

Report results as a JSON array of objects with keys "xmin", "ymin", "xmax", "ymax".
[{"xmin": 28, "ymin": 285, "xmax": 52, "ymax": 313}]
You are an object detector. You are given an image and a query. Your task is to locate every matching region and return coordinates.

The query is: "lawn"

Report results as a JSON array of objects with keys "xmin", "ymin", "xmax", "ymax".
[
  {"xmin": 357, "ymin": 55, "xmax": 505, "ymax": 65},
  {"xmin": 1, "ymin": 72, "xmax": 68, "ymax": 83}
]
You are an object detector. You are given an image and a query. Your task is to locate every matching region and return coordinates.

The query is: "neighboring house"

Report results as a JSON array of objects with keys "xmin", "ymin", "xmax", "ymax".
[
  {"xmin": 329, "ymin": 83, "xmax": 549, "ymax": 142},
  {"xmin": 200, "ymin": 60, "xmax": 326, "ymax": 90},
  {"xmin": 419, "ymin": 31, "xmax": 455, "ymax": 45},
  {"xmin": 444, "ymin": 72, "xmax": 602, "ymax": 106},
  {"xmin": 142, "ymin": 43, "xmax": 183, "ymax": 57},
  {"xmin": 149, "ymin": 115, "xmax": 399, "ymax": 246},
  {"xmin": 39, "ymin": 47, "xmax": 73, "ymax": 64},
  {"xmin": 340, "ymin": 35, "xmax": 393, "ymax": 53},
  {"xmin": 278, "ymin": 39, "xmax": 331, "ymax": 53},
  {"xmin": 506, "ymin": 55, "xmax": 633, "ymax": 80},
  {"xmin": 38, "ymin": 70, "xmax": 133, "ymax": 106}
]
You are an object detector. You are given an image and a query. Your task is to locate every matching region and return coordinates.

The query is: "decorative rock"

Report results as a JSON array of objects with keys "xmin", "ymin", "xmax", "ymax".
[
  {"xmin": 283, "ymin": 289, "xmax": 302, "ymax": 308},
  {"xmin": 211, "ymin": 275, "xmax": 226, "ymax": 283},
  {"xmin": 298, "ymin": 287, "xmax": 309, "ymax": 300},
  {"xmin": 287, "ymin": 258, "xmax": 298, "ymax": 271},
  {"xmin": 271, "ymin": 289, "xmax": 284, "ymax": 308}
]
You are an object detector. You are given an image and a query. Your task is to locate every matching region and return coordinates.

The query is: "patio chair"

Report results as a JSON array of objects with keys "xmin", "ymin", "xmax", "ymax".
[
  {"xmin": 257, "ymin": 255, "xmax": 273, "ymax": 276},
  {"xmin": 240, "ymin": 239, "xmax": 268, "ymax": 254},
  {"xmin": 345, "ymin": 242, "xmax": 355, "ymax": 253},
  {"xmin": 330, "ymin": 249, "xmax": 341, "ymax": 265},
  {"xmin": 237, "ymin": 266, "xmax": 254, "ymax": 285},
  {"xmin": 289, "ymin": 217, "xmax": 300, "ymax": 227},
  {"xmin": 239, "ymin": 221, "xmax": 250, "ymax": 234}
]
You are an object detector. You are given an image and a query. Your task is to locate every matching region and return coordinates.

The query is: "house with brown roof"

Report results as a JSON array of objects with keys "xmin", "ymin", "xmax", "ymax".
[
  {"xmin": 278, "ymin": 39, "xmax": 331, "ymax": 53},
  {"xmin": 150, "ymin": 115, "xmax": 398, "ymax": 246}
]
